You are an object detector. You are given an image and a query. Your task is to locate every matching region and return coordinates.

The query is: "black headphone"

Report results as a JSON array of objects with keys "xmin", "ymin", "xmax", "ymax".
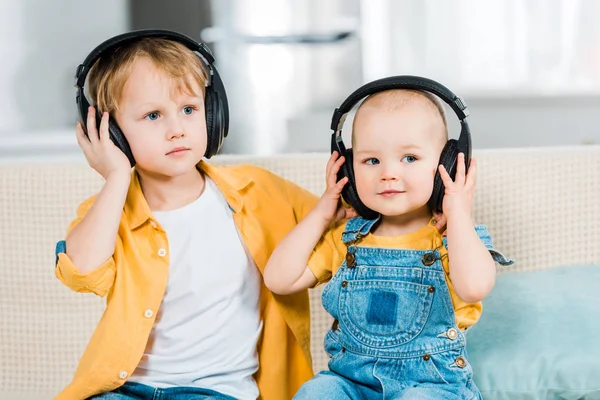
[
  {"xmin": 331, "ymin": 75, "xmax": 471, "ymax": 220},
  {"xmin": 74, "ymin": 29, "xmax": 229, "ymax": 166}
]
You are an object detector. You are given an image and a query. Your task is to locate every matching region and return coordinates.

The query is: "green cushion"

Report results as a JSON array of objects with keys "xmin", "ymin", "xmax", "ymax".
[{"xmin": 467, "ymin": 265, "xmax": 600, "ymax": 400}]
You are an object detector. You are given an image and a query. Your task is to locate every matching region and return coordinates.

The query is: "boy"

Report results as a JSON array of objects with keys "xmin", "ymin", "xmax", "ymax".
[
  {"xmin": 264, "ymin": 87, "xmax": 513, "ymax": 399},
  {"xmin": 55, "ymin": 31, "xmax": 317, "ymax": 399}
]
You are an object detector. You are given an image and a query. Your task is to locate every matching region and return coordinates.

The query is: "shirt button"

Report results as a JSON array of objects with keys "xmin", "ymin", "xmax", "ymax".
[
  {"xmin": 157, "ymin": 248, "xmax": 167, "ymax": 257},
  {"xmin": 119, "ymin": 371, "xmax": 128, "ymax": 379},
  {"xmin": 150, "ymin": 221, "xmax": 157, "ymax": 228},
  {"xmin": 144, "ymin": 309, "xmax": 153, "ymax": 318}
]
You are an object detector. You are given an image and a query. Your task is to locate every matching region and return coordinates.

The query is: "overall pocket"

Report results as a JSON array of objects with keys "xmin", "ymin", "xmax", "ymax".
[{"xmin": 338, "ymin": 279, "xmax": 434, "ymax": 348}]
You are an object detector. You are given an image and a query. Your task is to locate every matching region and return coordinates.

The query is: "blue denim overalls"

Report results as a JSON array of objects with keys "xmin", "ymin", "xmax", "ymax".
[{"xmin": 295, "ymin": 217, "xmax": 513, "ymax": 400}]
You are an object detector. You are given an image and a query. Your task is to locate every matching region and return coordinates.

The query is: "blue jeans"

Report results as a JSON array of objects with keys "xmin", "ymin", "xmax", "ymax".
[
  {"xmin": 88, "ymin": 381, "xmax": 238, "ymax": 400},
  {"xmin": 294, "ymin": 217, "xmax": 511, "ymax": 399}
]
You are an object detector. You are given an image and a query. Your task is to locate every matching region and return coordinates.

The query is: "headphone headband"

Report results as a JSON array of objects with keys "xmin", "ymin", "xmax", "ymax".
[
  {"xmin": 330, "ymin": 75, "xmax": 472, "ymax": 218},
  {"xmin": 75, "ymin": 29, "xmax": 216, "ymax": 89},
  {"xmin": 331, "ymin": 75, "xmax": 469, "ymax": 134},
  {"xmin": 74, "ymin": 29, "xmax": 229, "ymax": 165}
]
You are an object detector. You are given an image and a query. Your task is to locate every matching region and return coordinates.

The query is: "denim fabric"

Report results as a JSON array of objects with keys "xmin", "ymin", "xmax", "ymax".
[
  {"xmin": 88, "ymin": 381, "xmax": 238, "ymax": 400},
  {"xmin": 295, "ymin": 217, "xmax": 497, "ymax": 400}
]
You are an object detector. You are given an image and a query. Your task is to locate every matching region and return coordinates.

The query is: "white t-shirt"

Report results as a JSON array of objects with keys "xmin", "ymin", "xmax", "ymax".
[{"xmin": 129, "ymin": 177, "xmax": 262, "ymax": 400}]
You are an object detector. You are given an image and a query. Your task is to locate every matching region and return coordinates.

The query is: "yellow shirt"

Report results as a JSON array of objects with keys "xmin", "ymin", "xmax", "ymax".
[
  {"xmin": 55, "ymin": 161, "xmax": 319, "ymax": 400},
  {"xmin": 308, "ymin": 218, "xmax": 482, "ymax": 331}
]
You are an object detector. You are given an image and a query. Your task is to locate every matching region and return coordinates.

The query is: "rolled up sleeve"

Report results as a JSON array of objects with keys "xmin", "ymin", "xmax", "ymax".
[
  {"xmin": 54, "ymin": 195, "xmax": 117, "ymax": 296},
  {"xmin": 474, "ymin": 225, "xmax": 515, "ymax": 266},
  {"xmin": 55, "ymin": 240, "xmax": 116, "ymax": 297}
]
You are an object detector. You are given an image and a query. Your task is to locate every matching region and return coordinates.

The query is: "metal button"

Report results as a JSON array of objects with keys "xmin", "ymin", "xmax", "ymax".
[
  {"xmin": 119, "ymin": 371, "xmax": 128, "ymax": 379},
  {"xmin": 422, "ymin": 253, "xmax": 436, "ymax": 266},
  {"xmin": 144, "ymin": 309, "xmax": 153, "ymax": 318},
  {"xmin": 422, "ymin": 354, "xmax": 430, "ymax": 361},
  {"xmin": 447, "ymin": 328, "xmax": 458, "ymax": 340},
  {"xmin": 341, "ymin": 281, "xmax": 348, "ymax": 288},
  {"xmin": 428, "ymin": 285, "xmax": 435, "ymax": 293},
  {"xmin": 157, "ymin": 248, "xmax": 167, "ymax": 257},
  {"xmin": 332, "ymin": 320, "xmax": 339, "ymax": 330},
  {"xmin": 345, "ymin": 252, "xmax": 356, "ymax": 268},
  {"xmin": 455, "ymin": 356, "xmax": 467, "ymax": 368}
]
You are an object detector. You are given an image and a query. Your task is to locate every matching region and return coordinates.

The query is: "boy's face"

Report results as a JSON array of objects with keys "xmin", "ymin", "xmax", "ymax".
[
  {"xmin": 352, "ymin": 101, "xmax": 446, "ymax": 218},
  {"xmin": 114, "ymin": 57, "xmax": 207, "ymax": 178}
]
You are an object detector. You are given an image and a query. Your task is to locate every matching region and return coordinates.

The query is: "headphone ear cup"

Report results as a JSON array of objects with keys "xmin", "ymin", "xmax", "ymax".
[
  {"xmin": 337, "ymin": 149, "xmax": 354, "ymax": 204},
  {"xmin": 204, "ymin": 89, "xmax": 216, "ymax": 159},
  {"xmin": 204, "ymin": 87, "xmax": 227, "ymax": 159},
  {"xmin": 205, "ymin": 66, "xmax": 228, "ymax": 159},
  {"xmin": 339, "ymin": 150, "xmax": 379, "ymax": 220},
  {"xmin": 91, "ymin": 108, "xmax": 135, "ymax": 167},
  {"xmin": 106, "ymin": 116, "xmax": 135, "ymax": 167},
  {"xmin": 429, "ymin": 139, "xmax": 459, "ymax": 213}
]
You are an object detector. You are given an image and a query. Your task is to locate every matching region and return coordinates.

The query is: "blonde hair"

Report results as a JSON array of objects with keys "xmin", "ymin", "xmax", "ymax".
[
  {"xmin": 352, "ymin": 89, "xmax": 448, "ymax": 146},
  {"xmin": 88, "ymin": 38, "xmax": 209, "ymax": 113}
]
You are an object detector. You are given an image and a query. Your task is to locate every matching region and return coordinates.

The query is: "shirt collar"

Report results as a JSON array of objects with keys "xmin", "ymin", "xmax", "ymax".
[{"xmin": 124, "ymin": 161, "xmax": 253, "ymax": 230}]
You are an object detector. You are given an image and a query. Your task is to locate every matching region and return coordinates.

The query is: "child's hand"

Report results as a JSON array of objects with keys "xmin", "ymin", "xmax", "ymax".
[
  {"xmin": 314, "ymin": 151, "xmax": 358, "ymax": 224},
  {"xmin": 438, "ymin": 153, "xmax": 476, "ymax": 223},
  {"xmin": 75, "ymin": 107, "xmax": 131, "ymax": 180},
  {"xmin": 432, "ymin": 212, "xmax": 448, "ymax": 236}
]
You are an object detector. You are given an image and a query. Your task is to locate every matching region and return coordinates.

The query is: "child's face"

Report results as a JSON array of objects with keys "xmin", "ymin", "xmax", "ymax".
[
  {"xmin": 114, "ymin": 57, "xmax": 207, "ymax": 178},
  {"xmin": 352, "ymin": 101, "xmax": 446, "ymax": 219}
]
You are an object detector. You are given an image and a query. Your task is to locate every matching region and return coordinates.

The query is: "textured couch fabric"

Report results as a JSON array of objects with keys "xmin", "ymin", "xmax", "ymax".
[{"xmin": 1, "ymin": 146, "xmax": 599, "ymax": 399}]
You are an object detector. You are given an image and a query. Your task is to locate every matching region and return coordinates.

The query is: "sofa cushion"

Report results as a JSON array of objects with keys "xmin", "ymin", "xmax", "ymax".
[{"xmin": 467, "ymin": 265, "xmax": 600, "ymax": 399}]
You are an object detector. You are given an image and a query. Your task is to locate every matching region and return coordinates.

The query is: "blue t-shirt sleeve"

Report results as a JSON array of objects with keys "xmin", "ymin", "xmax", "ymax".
[
  {"xmin": 55, "ymin": 240, "xmax": 66, "ymax": 266},
  {"xmin": 443, "ymin": 225, "xmax": 514, "ymax": 266}
]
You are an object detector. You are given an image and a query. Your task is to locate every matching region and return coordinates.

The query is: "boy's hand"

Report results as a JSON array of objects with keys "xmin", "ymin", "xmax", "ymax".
[
  {"xmin": 437, "ymin": 153, "xmax": 476, "ymax": 225},
  {"xmin": 75, "ymin": 107, "xmax": 131, "ymax": 180},
  {"xmin": 313, "ymin": 151, "xmax": 358, "ymax": 225}
]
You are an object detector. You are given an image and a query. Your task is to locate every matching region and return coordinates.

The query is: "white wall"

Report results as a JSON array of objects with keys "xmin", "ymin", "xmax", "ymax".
[
  {"xmin": 4, "ymin": 94, "xmax": 598, "ymax": 165},
  {"xmin": 0, "ymin": 0, "xmax": 129, "ymax": 135},
  {"xmin": 286, "ymin": 95, "xmax": 600, "ymax": 153},
  {"xmin": 1, "ymin": 0, "xmax": 599, "ymax": 163}
]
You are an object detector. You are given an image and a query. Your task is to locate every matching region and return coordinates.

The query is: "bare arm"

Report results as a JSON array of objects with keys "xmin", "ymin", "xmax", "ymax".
[
  {"xmin": 445, "ymin": 208, "xmax": 496, "ymax": 303},
  {"xmin": 263, "ymin": 209, "xmax": 329, "ymax": 295},
  {"xmin": 264, "ymin": 152, "xmax": 357, "ymax": 295},
  {"xmin": 66, "ymin": 173, "xmax": 130, "ymax": 274},
  {"xmin": 66, "ymin": 108, "xmax": 132, "ymax": 274},
  {"xmin": 439, "ymin": 154, "xmax": 495, "ymax": 303}
]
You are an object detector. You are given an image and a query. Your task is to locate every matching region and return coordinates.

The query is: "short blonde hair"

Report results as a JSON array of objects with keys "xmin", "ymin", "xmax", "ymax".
[
  {"xmin": 352, "ymin": 89, "xmax": 448, "ymax": 146},
  {"xmin": 88, "ymin": 38, "xmax": 209, "ymax": 113}
]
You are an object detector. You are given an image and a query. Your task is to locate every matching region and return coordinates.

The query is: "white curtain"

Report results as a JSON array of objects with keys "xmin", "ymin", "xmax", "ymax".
[{"xmin": 360, "ymin": 0, "xmax": 600, "ymax": 95}]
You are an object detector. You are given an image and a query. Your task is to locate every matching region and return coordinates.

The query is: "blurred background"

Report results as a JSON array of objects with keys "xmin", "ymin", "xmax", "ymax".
[{"xmin": 1, "ymin": 0, "xmax": 599, "ymax": 163}]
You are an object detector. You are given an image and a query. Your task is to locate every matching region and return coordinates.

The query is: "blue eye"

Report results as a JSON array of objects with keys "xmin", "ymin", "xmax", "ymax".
[
  {"xmin": 365, "ymin": 158, "xmax": 380, "ymax": 165},
  {"xmin": 402, "ymin": 155, "xmax": 417, "ymax": 163},
  {"xmin": 145, "ymin": 112, "xmax": 159, "ymax": 121},
  {"xmin": 183, "ymin": 106, "xmax": 194, "ymax": 115}
]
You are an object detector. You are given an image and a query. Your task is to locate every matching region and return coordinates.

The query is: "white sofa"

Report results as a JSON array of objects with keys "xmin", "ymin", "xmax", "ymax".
[{"xmin": 1, "ymin": 146, "xmax": 599, "ymax": 399}]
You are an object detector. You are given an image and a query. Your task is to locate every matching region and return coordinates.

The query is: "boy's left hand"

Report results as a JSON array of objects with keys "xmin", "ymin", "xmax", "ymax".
[{"xmin": 435, "ymin": 153, "xmax": 476, "ymax": 231}]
